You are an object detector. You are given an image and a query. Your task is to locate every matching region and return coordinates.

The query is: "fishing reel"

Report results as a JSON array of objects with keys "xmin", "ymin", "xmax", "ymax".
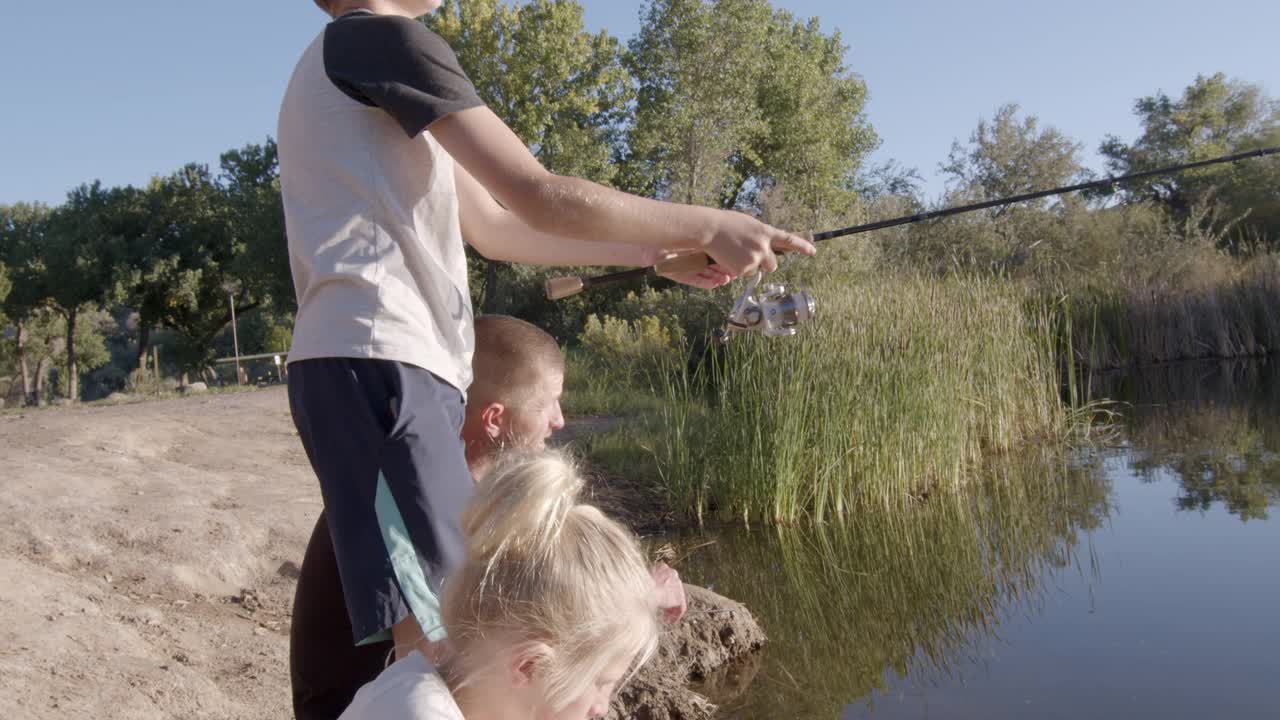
[{"xmin": 716, "ymin": 272, "xmax": 816, "ymax": 343}]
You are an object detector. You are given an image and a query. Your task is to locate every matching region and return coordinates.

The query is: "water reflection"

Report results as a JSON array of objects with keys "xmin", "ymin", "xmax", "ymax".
[
  {"xmin": 1095, "ymin": 359, "xmax": 1280, "ymax": 521},
  {"xmin": 672, "ymin": 451, "xmax": 1110, "ymax": 719},
  {"xmin": 671, "ymin": 359, "xmax": 1280, "ymax": 718}
]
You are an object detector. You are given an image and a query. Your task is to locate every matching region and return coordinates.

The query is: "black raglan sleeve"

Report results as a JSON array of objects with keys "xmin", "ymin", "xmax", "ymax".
[{"xmin": 323, "ymin": 14, "xmax": 485, "ymax": 138}]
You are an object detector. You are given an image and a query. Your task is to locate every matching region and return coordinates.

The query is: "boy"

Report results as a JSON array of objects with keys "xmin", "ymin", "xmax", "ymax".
[{"xmin": 281, "ymin": 0, "xmax": 811, "ymax": 712}]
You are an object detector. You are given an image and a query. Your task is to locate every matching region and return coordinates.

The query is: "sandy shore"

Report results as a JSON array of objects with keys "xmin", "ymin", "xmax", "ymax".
[{"xmin": 1, "ymin": 388, "xmax": 321, "ymax": 719}]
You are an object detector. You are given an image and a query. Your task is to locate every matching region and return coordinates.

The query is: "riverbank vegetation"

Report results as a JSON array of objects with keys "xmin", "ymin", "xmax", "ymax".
[{"xmin": 2, "ymin": 1, "xmax": 1276, "ymax": 526}]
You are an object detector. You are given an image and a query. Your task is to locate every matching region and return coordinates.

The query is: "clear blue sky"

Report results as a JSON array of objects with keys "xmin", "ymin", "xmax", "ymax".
[{"xmin": 3, "ymin": 0, "xmax": 1276, "ymax": 207}]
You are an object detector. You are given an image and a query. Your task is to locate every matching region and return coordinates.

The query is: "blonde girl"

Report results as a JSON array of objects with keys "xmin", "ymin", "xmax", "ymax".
[{"xmin": 340, "ymin": 449, "xmax": 661, "ymax": 720}]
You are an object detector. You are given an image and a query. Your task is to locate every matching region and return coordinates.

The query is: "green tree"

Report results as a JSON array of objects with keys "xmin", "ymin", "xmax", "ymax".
[
  {"xmin": 39, "ymin": 183, "xmax": 137, "ymax": 401},
  {"xmin": 17, "ymin": 308, "xmax": 63, "ymax": 406},
  {"xmin": 120, "ymin": 179, "xmax": 183, "ymax": 370},
  {"xmin": 220, "ymin": 139, "xmax": 291, "ymax": 311},
  {"xmin": 234, "ymin": 307, "xmax": 294, "ymax": 356},
  {"xmin": 625, "ymin": 0, "xmax": 772, "ymax": 206},
  {"xmin": 942, "ymin": 103, "xmax": 1083, "ymax": 205},
  {"xmin": 0, "ymin": 261, "xmax": 9, "ymax": 311},
  {"xmin": 0, "ymin": 202, "xmax": 54, "ymax": 405},
  {"xmin": 625, "ymin": 0, "xmax": 876, "ymax": 229},
  {"xmin": 46, "ymin": 309, "xmax": 114, "ymax": 401},
  {"xmin": 119, "ymin": 145, "xmax": 285, "ymax": 372},
  {"xmin": 2, "ymin": 308, "xmax": 112, "ymax": 405},
  {"xmin": 742, "ymin": 11, "xmax": 877, "ymax": 228},
  {"xmin": 1100, "ymin": 73, "xmax": 1280, "ymax": 246},
  {"xmin": 429, "ymin": 0, "xmax": 632, "ymax": 310},
  {"xmin": 430, "ymin": 0, "xmax": 631, "ymax": 182},
  {"xmin": 916, "ymin": 104, "xmax": 1085, "ymax": 274},
  {"xmin": 139, "ymin": 165, "xmax": 262, "ymax": 378}
]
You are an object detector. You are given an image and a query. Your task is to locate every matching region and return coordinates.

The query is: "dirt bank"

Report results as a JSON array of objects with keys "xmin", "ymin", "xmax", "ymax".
[{"xmin": 0, "ymin": 389, "xmax": 761, "ymax": 719}]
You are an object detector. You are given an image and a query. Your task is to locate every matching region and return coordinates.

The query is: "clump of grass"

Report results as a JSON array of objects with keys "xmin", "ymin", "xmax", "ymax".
[
  {"xmin": 561, "ymin": 317, "xmax": 682, "ymax": 417},
  {"xmin": 653, "ymin": 274, "xmax": 1081, "ymax": 525},
  {"xmin": 1057, "ymin": 260, "xmax": 1280, "ymax": 370},
  {"xmin": 562, "ymin": 347, "xmax": 647, "ymax": 416}
]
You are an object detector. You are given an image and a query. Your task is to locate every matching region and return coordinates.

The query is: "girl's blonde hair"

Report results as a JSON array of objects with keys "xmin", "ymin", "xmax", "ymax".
[{"xmin": 442, "ymin": 449, "xmax": 660, "ymax": 709}]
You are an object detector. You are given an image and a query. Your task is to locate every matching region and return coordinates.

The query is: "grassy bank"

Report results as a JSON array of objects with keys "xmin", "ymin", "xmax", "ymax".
[
  {"xmin": 568, "ymin": 272, "xmax": 1092, "ymax": 526},
  {"xmin": 560, "ymin": 208, "xmax": 1280, "ymax": 525}
]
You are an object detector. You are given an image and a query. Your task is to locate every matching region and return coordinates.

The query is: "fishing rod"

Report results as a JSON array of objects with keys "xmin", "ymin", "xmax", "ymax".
[{"xmin": 544, "ymin": 145, "xmax": 1279, "ymax": 341}]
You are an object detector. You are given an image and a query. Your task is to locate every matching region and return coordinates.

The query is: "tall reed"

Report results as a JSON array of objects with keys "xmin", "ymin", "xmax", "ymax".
[
  {"xmin": 1059, "ymin": 261, "xmax": 1280, "ymax": 370},
  {"xmin": 654, "ymin": 274, "xmax": 1080, "ymax": 525}
]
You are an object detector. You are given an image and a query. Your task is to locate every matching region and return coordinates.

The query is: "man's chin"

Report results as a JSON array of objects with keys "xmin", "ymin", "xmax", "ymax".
[{"xmin": 505, "ymin": 429, "xmax": 552, "ymax": 451}]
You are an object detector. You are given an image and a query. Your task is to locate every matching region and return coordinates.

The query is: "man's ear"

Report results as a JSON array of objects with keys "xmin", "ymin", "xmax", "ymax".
[
  {"xmin": 508, "ymin": 641, "xmax": 553, "ymax": 688},
  {"xmin": 479, "ymin": 402, "xmax": 506, "ymax": 441}
]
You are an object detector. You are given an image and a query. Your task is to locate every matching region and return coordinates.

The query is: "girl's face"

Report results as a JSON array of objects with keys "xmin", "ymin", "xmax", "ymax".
[
  {"xmin": 458, "ymin": 644, "xmax": 637, "ymax": 720},
  {"xmin": 535, "ymin": 654, "xmax": 634, "ymax": 720}
]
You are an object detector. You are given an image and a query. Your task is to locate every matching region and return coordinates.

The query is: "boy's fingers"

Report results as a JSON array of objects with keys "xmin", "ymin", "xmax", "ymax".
[
  {"xmin": 700, "ymin": 266, "xmax": 734, "ymax": 285},
  {"xmin": 707, "ymin": 264, "xmax": 737, "ymax": 282},
  {"xmin": 668, "ymin": 268, "xmax": 732, "ymax": 290},
  {"xmin": 759, "ymin": 248, "xmax": 779, "ymax": 274},
  {"xmin": 771, "ymin": 230, "xmax": 816, "ymax": 256}
]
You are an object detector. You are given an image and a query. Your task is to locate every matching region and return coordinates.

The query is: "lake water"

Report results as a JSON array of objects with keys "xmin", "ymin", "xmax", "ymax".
[{"xmin": 672, "ymin": 359, "xmax": 1280, "ymax": 719}]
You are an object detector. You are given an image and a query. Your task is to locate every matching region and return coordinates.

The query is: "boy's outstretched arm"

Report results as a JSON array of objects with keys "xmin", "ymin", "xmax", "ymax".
[
  {"xmin": 454, "ymin": 161, "xmax": 735, "ymax": 290},
  {"xmin": 431, "ymin": 106, "xmax": 815, "ymax": 279}
]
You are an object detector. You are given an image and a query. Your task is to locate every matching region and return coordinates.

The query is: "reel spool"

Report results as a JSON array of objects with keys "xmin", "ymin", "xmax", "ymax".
[{"xmin": 717, "ymin": 272, "xmax": 817, "ymax": 343}]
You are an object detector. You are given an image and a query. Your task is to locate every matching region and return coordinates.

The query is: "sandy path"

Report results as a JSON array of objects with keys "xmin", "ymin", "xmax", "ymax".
[{"xmin": 0, "ymin": 389, "xmax": 317, "ymax": 720}]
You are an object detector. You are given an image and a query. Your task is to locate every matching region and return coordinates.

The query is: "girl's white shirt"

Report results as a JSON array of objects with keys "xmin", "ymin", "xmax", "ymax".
[{"xmin": 338, "ymin": 651, "xmax": 464, "ymax": 720}]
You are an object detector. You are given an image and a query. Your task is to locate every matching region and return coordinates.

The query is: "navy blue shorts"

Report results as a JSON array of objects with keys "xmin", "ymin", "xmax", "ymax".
[{"xmin": 288, "ymin": 358, "xmax": 472, "ymax": 645}]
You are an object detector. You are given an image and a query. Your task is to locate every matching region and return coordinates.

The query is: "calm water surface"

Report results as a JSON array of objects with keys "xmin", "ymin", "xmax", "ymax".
[{"xmin": 673, "ymin": 360, "xmax": 1280, "ymax": 719}]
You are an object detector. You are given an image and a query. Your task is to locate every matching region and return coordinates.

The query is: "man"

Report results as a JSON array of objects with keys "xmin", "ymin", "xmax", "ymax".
[{"xmin": 290, "ymin": 315, "xmax": 684, "ymax": 720}]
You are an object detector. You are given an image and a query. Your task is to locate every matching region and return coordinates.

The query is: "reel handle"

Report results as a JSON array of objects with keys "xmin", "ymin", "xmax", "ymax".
[
  {"xmin": 543, "ymin": 252, "xmax": 712, "ymax": 300},
  {"xmin": 545, "ymin": 276, "xmax": 586, "ymax": 301}
]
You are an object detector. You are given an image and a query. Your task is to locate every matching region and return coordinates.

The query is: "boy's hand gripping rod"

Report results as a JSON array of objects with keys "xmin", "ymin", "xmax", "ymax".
[{"xmin": 545, "ymin": 146, "xmax": 1279, "ymax": 300}]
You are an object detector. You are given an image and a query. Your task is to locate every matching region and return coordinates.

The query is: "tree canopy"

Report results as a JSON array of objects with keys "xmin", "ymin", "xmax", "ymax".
[
  {"xmin": 2, "ymin": 1, "xmax": 1277, "ymax": 403},
  {"xmin": 1100, "ymin": 73, "xmax": 1280, "ymax": 247}
]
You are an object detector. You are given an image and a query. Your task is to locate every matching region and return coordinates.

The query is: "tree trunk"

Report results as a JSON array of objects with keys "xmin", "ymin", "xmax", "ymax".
[
  {"xmin": 16, "ymin": 319, "xmax": 31, "ymax": 406},
  {"xmin": 481, "ymin": 259, "xmax": 501, "ymax": 313},
  {"xmin": 135, "ymin": 321, "xmax": 151, "ymax": 370},
  {"xmin": 65, "ymin": 307, "xmax": 79, "ymax": 402},
  {"xmin": 33, "ymin": 356, "xmax": 49, "ymax": 406}
]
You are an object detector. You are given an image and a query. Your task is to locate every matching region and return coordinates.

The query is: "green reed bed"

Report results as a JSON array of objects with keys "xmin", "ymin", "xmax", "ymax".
[
  {"xmin": 1057, "ymin": 260, "xmax": 1280, "ymax": 370},
  {"xmin": 654, "ymin": 274, "xmax": 1081, "ymax": 525}
]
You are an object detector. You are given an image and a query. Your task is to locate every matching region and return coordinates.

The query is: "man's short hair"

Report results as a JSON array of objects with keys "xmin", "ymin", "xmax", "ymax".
[
  {"xmin": 471, "ymin": 315, "xmax": 564, "ymax": 407},
  {"xmin": 313, "ymin": 0, "xmax": 333, "ymax": 14}
]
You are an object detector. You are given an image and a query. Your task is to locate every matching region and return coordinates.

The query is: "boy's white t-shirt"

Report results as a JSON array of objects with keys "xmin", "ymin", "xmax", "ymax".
[
  {"xmin": 339, "ymin": 651, "xmax": 464, "ymax": 720},
  {"xmin": 277, "ymin": 10, "xmax": 486, "ymax": 393}
]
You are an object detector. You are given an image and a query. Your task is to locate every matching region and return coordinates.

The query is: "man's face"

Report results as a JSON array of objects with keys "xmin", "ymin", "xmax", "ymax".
[
  {"xmin": 504, "ymin": 369, "xmax": 565, "ymax": 450},
  {"xmin": 404, "ymin": 0, "xmax": 443, "ymax": 16}
]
